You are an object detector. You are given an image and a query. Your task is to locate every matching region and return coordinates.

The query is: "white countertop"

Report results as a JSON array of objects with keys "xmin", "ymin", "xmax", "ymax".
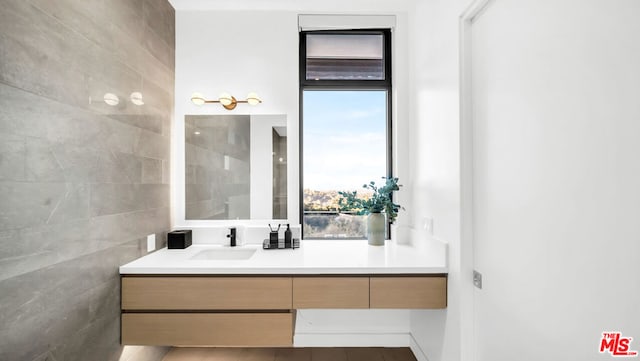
[{"xmin": 119, "ymin": 239, "xmax": 448, "ymax": 275}]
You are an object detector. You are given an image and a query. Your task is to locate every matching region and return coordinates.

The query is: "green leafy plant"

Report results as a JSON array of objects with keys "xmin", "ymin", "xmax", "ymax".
[{"xmin": 338, "ymin": 177, "xmax": 403, "ymax": 223}]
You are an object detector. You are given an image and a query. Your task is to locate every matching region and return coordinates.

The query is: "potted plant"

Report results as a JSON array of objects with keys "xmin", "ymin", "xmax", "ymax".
[{"xmin": 338, "ymin": 177, "xmax": 402, "ymax": 246}]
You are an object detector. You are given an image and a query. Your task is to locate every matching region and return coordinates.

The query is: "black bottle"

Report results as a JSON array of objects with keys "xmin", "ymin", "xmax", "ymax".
[{"xmin": 284, "ymin": 224, "xmax": 292, "ymax": 247}]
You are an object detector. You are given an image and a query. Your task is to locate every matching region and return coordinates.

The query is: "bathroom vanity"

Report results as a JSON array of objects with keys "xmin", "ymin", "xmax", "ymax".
[{"xmin": 119, "ymin": 240, "xmax": 447, "ymax": 347}]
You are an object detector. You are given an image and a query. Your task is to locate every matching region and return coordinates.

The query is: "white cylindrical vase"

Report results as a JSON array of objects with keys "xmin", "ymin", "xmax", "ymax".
[{"xmin": 367, "ymin": 212, "xmax": 386, "ymax": 246}]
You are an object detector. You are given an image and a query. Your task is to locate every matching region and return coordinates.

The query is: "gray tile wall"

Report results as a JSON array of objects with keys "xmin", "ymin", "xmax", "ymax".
[
  {"xmin": 0, "ymin": 0, "xmax": 175, "ymax": 360},
  {"xmin": 185, "ymin": 115, "xmax": 251, "ymax": 220}
]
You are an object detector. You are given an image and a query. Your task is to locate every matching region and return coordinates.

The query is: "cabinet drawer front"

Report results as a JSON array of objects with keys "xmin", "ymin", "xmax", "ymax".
[
  {"xmin": 122, "ymin": 277, "xmax": 292, "ymax": 310},
  {"xmin": 293, "ymin": 277, "xmax": 369, "ymax": 308},
  {"xmin": 122, "ymin": 313, "xmax": 293, "ymax": 346},
  {"xmin": 370, "ymin": 276, "xmax": 447, "ymax": 309}
]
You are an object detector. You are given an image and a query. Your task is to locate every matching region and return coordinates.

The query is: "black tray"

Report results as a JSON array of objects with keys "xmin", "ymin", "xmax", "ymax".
[{"xmin": 263, "ymin": 238, "xmax": 300, "ymax": 249}]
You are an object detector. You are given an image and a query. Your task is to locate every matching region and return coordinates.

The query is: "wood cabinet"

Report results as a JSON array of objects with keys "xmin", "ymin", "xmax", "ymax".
[
  {"xmin": 122, "ymin": 313, "xmax": 293, "ymax": 346},
  {"xmin": 122, "ymin": 277, "xmax": 292, "ymax": 310},
  {"xmin": 121, "ymin": 276, "xmax": 294, "ymax": 347},
  {"xmin": 121, "ymin": 274, "xmax": 446, "ymax": 347},
  {"xmin": 293, "ymin": 277, "xmax": 369, "ymax": 308},
  {"xmin": 370, "ymin": 276, "xmax": 447, "ymax": 309},
  {"xmin": 291, "ymin": 275, "xmax": 447, "ymax": 309}
]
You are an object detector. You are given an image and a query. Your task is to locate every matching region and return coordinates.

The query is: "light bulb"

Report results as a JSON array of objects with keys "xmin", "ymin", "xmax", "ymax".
[
  {"xmin": 103, "ymin": 93, "xmax": 119, "ymax": 106},
  {"xmin": 247, "ymin": 92, "xmax": 261, "ymax": 105},
  {"xmin": 218, "ymin": 92, "xmax": 233, "ymax": 106},
  {"xmin": 191, "ymin": 92, "xmax": 206, "ymax": 106},
  {"xmin": 130, "ymin": 92, "xmax": 144, "ymax": 106}
]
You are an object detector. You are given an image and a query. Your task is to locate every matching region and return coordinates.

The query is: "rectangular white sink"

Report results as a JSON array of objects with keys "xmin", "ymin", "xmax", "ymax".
[{"xmin": 190, "ymin": 248, "xmax": 257, "ymax": 261}]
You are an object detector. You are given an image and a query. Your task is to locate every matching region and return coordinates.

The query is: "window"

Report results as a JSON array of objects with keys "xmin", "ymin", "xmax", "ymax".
[
  {"xmin": 305, "ymin": 33, "xmax": 385, "ymax": 80},
  {"xmin": 300, "ymin": 30, "xmax": 392, "ymax": 239}
]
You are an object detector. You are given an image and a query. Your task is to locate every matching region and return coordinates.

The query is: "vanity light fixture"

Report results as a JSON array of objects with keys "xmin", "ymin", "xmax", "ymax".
[
  {"xmin": 191, "ymin": 92, "xmax": 262, "ymax": 110},
  {"xmin": 102, "ymin": 92, "xmax": 145, "ymax": 106}
]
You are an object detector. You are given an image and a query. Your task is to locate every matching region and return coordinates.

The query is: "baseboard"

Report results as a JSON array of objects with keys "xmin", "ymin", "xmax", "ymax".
[
  {"xmin": 409, "ymin": 333, "xmax": 430, "ymax": 361},
  {"xmin": 293, "ymin": 331, "xmax": 430, "ymax": 361},
  {"xmin": 294, "ymin": 333, "xmax": 411, "ymax": 347}
]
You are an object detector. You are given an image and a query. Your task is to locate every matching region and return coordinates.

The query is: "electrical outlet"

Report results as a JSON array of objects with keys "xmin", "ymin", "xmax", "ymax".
[
  {"xmin": 473, "ymin": 270, "xmax": 483, "ymax": 289},
  {"xmin": 146, "ymin": 234, "xmax": 156, "ymax": 252}
]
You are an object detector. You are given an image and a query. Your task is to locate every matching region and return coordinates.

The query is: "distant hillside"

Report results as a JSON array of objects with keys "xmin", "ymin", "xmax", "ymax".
[{"xmin": 303, "ymin": 188, "xmax": 372, "ymax": 211}]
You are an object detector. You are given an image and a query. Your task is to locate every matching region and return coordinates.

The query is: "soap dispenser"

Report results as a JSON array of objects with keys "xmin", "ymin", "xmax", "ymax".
[{"xmin": 284, "ymin": 223, "xmax": 292, "ymax": 248}]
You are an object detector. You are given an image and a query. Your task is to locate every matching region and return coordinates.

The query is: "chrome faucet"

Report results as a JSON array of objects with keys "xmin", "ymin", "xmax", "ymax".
[{"xmin": 226, "ymin": 227, "xmax": 237, "ymax": 247}]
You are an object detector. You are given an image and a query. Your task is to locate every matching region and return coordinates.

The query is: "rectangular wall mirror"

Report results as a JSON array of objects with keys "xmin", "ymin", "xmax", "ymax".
[{"xmin": 185, "ymin": 114, "xmax": 287, "ymax": 220}]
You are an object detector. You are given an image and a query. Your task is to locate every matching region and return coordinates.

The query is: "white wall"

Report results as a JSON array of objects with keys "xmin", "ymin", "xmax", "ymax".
[
  {"xmin": 171, "ymin": 4, "xmax": 413, "ymax": 228},
  {"xmin": 470, "ymin": 1, "xmax": 640, "ymax": 360},
  {"xmin": 172, "ymin": 1, "xmax": 640, "ymax": 359},
  {"xmin": 173, "ymin": 11, "xmax": 300, "ymax": 227},
  {"xmin": 407, "ymin": 1, "xmax": 472, "ymax": 361},
  {"xmin": 173, "ymin": 4, "xmax": 415, "ymax": 347}
]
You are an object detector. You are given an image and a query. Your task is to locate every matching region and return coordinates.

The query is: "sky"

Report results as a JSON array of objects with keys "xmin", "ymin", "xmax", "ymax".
[{"xmin": 303, "ymin": 90, "xmax": 387, "ymax": 191}]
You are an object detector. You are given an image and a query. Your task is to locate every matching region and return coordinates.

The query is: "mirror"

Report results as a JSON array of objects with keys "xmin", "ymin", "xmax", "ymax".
[{"xmin": 185, "ymin": 114, "xmax": 287, "ymax": 220}]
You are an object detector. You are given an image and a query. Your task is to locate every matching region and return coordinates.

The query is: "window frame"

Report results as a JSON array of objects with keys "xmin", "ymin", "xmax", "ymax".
[{"xmin": 299, "ymin": 29, "xmax": 393, "ymax": 239}]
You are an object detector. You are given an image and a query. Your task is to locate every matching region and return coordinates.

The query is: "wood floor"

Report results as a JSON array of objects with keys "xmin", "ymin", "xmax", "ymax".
[{"xmin": 163, "ymin": 347, "xmax": 418, "ymax": 361}]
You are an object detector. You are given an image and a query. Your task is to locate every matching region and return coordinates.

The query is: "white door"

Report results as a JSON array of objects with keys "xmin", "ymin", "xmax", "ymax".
[{"xmin": 468, "ymin": 0, "xmax": 640, "ymax": 360}]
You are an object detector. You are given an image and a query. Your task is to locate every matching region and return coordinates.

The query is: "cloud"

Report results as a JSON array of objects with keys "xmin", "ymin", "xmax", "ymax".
[{"xmin": 304, "ymin": 141, "xmax": 386, "ymax": 190}]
